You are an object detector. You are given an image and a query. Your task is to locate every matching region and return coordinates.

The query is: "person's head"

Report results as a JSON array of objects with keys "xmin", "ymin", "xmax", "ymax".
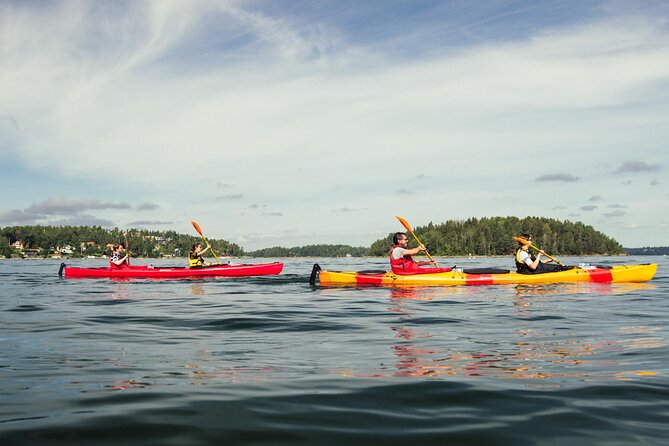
[
  {"xmin": 518, "ymin": 233, "xmax": 532, "ymax": 248},
  {"xmin": 393, "ymin": 232, "xmax": 409, "ymax": 246},
  {"xmin": 115, "ymin": 244, "xmax": 124, "ymax": 252},
  {"xmin": 191, "ymin": 243, "xmax": 201, "ymax": 252}
]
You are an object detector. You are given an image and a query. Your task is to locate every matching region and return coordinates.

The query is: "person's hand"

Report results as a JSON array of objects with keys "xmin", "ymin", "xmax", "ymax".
[{"xmin": 418, "ymin": 245, "xmax": 427, "ymax": 252}]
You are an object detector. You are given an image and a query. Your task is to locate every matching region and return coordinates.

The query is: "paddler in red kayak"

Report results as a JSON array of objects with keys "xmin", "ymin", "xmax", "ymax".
[
  {"xmin": 390, "ymin": 232, "xmax": 451, "ymax": 275},
  {"xmin": 189, "ymin": 243, "xmax": 211, "ymax": 268},
  {"xmin": 109, "ymin": 244, "xmax": 130, "ymax": 268}
]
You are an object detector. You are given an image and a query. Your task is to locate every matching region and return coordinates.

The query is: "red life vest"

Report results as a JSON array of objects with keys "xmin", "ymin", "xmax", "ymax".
[{"xmin": 389, "ymin": 245, "xmax": 420, "ymax": 273}]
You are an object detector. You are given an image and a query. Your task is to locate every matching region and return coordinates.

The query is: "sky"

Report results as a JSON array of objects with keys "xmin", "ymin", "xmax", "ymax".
[{"xmin": 1, "ymin": 0, "xmax": 668, "ymax": 250}]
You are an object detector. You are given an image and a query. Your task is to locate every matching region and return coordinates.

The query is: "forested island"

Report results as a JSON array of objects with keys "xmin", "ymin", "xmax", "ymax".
[
  {"xmin": 1, "ymin": 217, "xmax": 638, "ymax": 259},
  {"xmin": 0, "ymin": 226, "xmax": 243, "ymax": 259},
  {"xmin": 624, "ymin": 246, "xmax": 669, "ymax": 255}
]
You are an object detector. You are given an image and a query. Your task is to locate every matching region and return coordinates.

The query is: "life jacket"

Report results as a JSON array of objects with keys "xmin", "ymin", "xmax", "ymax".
[
  {"xmin": 389, "ymin": 245, "xmax": 420, "ymax": 274},
  {"xmin": 189, "ymin": 253, "xmax": 204, "ymax": 268},
  {"xmin": 109, "ymin": 253, "xmax": 129, "ymax": 269},
  {"xmin": 515, "ymin": 248, "xmax": 535, "ymax": 274}
]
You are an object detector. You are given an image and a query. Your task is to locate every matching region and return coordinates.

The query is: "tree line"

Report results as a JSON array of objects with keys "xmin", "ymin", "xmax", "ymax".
[
  {"xmin": 0, "ymin": 225, "xmax": 243, "ymax": 259},
  {"xmin": 625, "ymin": 246, "xmax": 669, "ymax": 255},
  {"xmin": 245, "ymin": 244, "xmax": 368, "ymax": 258},
  {"xmin": 1, "ymin": 217, "xmax": 626, "ymax": 259},
  {"xmin": 367, "ymin": 216, "xmax": 624, "ymax": 256}
]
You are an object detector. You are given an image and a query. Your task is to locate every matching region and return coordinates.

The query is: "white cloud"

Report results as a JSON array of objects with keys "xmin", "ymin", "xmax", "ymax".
[{"xmin": 1, "ymin": 1, "xmax": 669, "ymax": 248}]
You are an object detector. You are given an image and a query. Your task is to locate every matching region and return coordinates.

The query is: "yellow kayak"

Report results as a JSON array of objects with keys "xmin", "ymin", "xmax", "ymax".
[{"xmin": 311, "ymin": 263, "xmax": 657, "ymax": 287}]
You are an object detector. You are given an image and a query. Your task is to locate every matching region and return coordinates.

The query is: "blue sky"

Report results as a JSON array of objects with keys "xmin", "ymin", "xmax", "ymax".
[{"xmin": 1, "ymin": 0, "xmax": 667, "ymax": 250}]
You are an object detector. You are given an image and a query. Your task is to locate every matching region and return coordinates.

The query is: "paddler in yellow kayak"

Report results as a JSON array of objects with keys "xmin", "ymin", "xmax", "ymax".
[
  {"xmin": 390, "ymin": 232, "xmax": 452, "ymax": 274},
  {"xmin": 514, "ymin": 233, "xmax": 574, "ymax": 274}
]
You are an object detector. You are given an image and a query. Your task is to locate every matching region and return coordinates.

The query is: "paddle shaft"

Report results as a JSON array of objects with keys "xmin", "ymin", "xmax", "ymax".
[
  {"xmin": 395, "ymin": 216, "xmax": 439, "ymax": 267},
  {"xmin": 123, "ymin": 233, "xmax": 130, "ymax": 265}
]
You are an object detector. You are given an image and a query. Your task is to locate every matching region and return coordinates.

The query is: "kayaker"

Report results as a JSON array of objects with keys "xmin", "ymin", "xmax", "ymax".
[
  {"xmin": 189, "ymin": 243, "xmax": 211, "ymax": 268},
  {"xmin": 109, "ymin": 244, "xmax": 130, "ymax": 268},
  {"xmin": 390, "ymin": 232, "xmax": 451, "ymax": 274},
  {"xmin": 514, "ymin": 234, "xmax": 571, "ymax": 274}
]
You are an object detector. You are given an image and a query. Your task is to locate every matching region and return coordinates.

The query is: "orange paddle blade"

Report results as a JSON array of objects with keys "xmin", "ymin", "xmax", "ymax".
[
  {"xmin": 512, "ymin": 236, "xmax": 529, "ymax": 244},
  {"xmin": 191, "ymin": 221, "xmax": 204, "ymax": 236},
  {"xmin": 395, "ymin": 216, "xmax": 413, "ymax": 233}
]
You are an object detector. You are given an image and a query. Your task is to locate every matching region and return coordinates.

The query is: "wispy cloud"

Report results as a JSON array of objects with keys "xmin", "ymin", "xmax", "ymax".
[
  {"xmin": 26, "ymin": 197, "xmax": 130, "ymax": 214},
  {"xmin": 1, "ymin": 197, "xmax": 135, "ymax": 227},
  {"xmin": 588, "ymin": 195, "xmax": 604, "ymax": 202},
  {"xmin": 535, "ymin": 174, "xmax": 581, "ymax": 182},
  {"xmin": 614, "ymin": 160, "xmax": 661, "ymax": 173},
  {"xmin": 127, "ymin": 220, "xmax": 174, "ymax": 226},
  {"xmin": 136, "ymin": 202, "xmax": 160, "ymax": 211},
  {"xmin": 216, "ymin": 194, "xmax": 244, "ymax": 201},
  {"xmin": 580, "ymin": 205, "xmax": 597, "ymax": 211},
  {"xmin": 603, "ymin": 210, "xmax": 626, "ymax": 218},
  {"xmin": 49, "ymin": 215, "xmax": 115, "ymax": 227}
]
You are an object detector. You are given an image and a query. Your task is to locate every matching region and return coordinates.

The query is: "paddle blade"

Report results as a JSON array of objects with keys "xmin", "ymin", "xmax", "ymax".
[
  {"xmin": 395, "ymin": 216, "xmax": 413, "ymax": 233},
  {"xmin": 191, "ymin": 220, "xmax": 204, "ymax": 236},
  {"xmin": 512, "ymin": 236, "xmax": 529, "ymax": 244}
]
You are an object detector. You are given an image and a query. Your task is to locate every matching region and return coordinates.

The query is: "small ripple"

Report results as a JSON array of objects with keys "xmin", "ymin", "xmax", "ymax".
[{"xmin": 6, "ymin": 305, "xmax": 45, "ymax": 312}]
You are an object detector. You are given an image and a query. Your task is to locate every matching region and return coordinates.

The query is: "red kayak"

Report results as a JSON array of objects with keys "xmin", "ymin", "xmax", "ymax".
[{"xmin": 59, "ymin": 262, "xmax": 283, "ymax": 279}]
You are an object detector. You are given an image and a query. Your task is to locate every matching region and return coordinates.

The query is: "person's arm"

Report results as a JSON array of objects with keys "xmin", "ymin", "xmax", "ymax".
[
  {"xmin": 539, "ymin": 251, "xmax": 553, "ymax": 263},
  {"xmin": 200, "ymin": 245, "xmax": 211, "ymax": 255},
  {"xmin": 404, "ymin": 245, "xmax": 426, "ymax": 256},
  {"xmin": 527, "ymin": 252, "xmax": 542, "ymax": 270},
  {"xmin": 111, "ymin": 254, "xmax": 128, "ymax": 266}
]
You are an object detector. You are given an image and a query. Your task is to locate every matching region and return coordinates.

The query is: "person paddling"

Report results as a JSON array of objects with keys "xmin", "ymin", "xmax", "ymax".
[
  {"xmin": 390, "ymin": 232, "xmax": 451, "ymax": 275},
  {"xmin": 189, "ymin": 243, "xmax": 211, "ymax": 268},
  {"xmin": 514, "ymin": 234, "xmax": 573, "ymax": 274},
  {"xmin": 109, "ymin": 244, "xmax": 130, "ymax": 268}
]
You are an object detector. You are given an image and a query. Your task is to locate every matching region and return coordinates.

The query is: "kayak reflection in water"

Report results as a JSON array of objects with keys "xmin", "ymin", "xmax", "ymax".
[
  {"xmin": 189, "ymin": 243, "xmax": 211, "ymax": 268},
  {"xmin": 109, "ymin": 244, "xmax": 130, "ymax": 269},
  {"xmin": 389, "ymin": 232, "xmax": 452, "ymax": 274},
  {"xmin": 514, "ymin": 233, "xmax": 574, "ymax": 274}
]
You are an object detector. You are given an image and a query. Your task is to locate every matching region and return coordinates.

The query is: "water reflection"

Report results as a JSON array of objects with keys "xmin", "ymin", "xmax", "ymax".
[
  {"xmin": 382, "ymin": 287, "xmax": 663, "ymax": 382},
  {"xmin": 189, "ymin": 284, "xmax": 205, "ymax": 296}
]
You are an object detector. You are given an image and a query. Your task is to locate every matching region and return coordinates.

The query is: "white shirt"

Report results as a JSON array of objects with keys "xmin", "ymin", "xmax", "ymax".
[
  {"xmin": 391, "ymin": 247, "xmax": 408, "ymax": 260},
  {"xmin": 518, "ymin": 249, "xmax": 532, "ymax": 266}
]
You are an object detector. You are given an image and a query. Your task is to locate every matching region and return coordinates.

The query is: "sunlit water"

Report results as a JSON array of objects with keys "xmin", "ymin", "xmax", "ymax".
[{"xmin": 1, "ymin": 256, "xmax": 668, "ymax": 445}]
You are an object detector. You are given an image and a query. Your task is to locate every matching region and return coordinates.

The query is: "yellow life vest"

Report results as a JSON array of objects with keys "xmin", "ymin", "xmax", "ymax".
[{"xmin": 189, "ymin": 254, "xmax": 204, "ymax": 268}]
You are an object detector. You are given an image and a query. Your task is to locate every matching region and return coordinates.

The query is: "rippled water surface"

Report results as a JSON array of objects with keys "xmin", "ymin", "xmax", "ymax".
[{"xmin": 1, "ymin": 256, "xmax": 668, "ymax": 445}]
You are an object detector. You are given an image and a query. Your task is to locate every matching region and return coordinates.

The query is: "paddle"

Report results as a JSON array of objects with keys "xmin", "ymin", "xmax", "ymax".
[
  {"xmin": 190, "ymin": 220, "xmax": 221, "ymax": 264},
  {"xmin": 512, "ymin": 236, "xmax": 565, "ymax": 266},
  {"xmin": 123, "ymin": 233, "xmax": 130, "ymax": 265},
  {"xmin": 395, "ymin": 216, "xmax": 439, "ymax": 267}
]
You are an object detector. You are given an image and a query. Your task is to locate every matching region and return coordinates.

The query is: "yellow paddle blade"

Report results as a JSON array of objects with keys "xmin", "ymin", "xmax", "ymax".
[
  {"xmin": 191, "ymin": 221, "xmax": 204, "ymax": 236},
  {"xmin": 395, "ymin": 216, "xmax": 413, "ymax": 233}
]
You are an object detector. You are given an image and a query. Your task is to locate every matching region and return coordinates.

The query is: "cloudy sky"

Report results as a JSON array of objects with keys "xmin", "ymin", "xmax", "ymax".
[{"xmin": 1, "ymin": 0, "xmax": 668, "ymax": 250}]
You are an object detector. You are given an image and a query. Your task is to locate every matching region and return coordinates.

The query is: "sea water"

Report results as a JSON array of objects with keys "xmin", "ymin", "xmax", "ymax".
[{"xmin": 1, "ymin": 256, "xmax": 668, "ymax": 445}]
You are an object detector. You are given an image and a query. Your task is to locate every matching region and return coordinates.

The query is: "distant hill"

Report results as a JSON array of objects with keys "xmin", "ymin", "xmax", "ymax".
[
  {"xmin": 368, "ymin": 216, "xmax": 624, "ymax": 256},
  {"xmin": 0, "ymin": 225, "xmax": 243, "ymax": 258},
  {"xmin": 246, "ymin": 244, "xmax": 368, "ymax": 258},
  {"xmin": 2, "ymin": 217, "xmax": 627, "ymax": 258},
  {"xmin": 624, "ymin": 246, "xmax": 669, "ymax": 255}
]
